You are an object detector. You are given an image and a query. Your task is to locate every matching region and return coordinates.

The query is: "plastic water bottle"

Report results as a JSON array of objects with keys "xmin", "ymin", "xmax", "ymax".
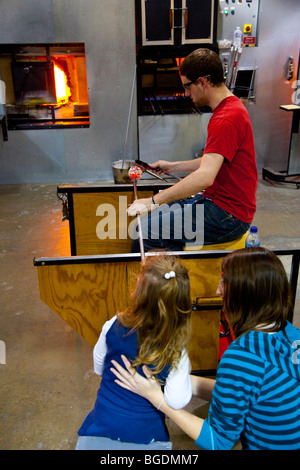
[
  {"xmin": 245, "ymin": 226, "xmax": 260, "ymax": 247},
  {"xmin": 233, "ymin": 27, "xmax": 242, "ymax": 49}
]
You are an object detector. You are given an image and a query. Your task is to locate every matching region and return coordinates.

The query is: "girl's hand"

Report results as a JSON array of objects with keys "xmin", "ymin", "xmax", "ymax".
[{"xmin": 110, "ymin": 355, "xmax": 164, "ymax": 408}]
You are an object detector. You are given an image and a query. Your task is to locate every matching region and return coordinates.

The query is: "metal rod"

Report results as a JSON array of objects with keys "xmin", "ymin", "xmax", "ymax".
[
  {"xmin": 132, "ymin": 176, "xmax": 145, "ymax": 260},
  {"xmin": 230, "ymin": 48, "xmax": 242, "ymax": 92},
  {"xmin": 122, "ymin": 65, "xmax": 137, "ymax": 168},
  {"xmin": 226, "ymin": 46, "xmax": 239, "ymax": 89},
  {"xmin": 225, "ymin": 46, "xmax": 235, "ymax": 88},
  {"xmin": 246, "ymin": 65, "xmax": 257, "ymax": 103}
]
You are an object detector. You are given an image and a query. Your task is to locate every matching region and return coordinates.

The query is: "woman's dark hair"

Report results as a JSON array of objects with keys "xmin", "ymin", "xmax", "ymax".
[
  {"xmin": 222, "ymin": 247, "xmax": 291, "ymax": 338},
  {"xmin": 179, "ymin": 48, "xmax": 225, "ymax": 86}
]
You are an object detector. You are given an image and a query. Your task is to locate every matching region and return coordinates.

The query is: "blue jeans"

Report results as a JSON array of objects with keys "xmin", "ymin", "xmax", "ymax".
[{"xmin": 131, "ymin": 194, "xmax": 250, "ymax": 253}]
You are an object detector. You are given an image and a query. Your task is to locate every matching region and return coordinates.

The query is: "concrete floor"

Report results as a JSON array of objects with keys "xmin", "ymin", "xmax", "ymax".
[{"xmin": 0, "ymin": 176, "xmax": 300, "ymax": 451}]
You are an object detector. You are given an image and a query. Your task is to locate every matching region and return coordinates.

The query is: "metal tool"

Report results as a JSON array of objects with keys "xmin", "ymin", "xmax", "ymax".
[
  {"xmin": 122, "ymin": 66, "xmax": 137, "ymax": 169},
  {"xmin": 128, "ymin": 166, "xmax": 145, "ymax": 260},
  {"xmin": 135, "ymin": 159, "xmax": 181, "ymax": 181},
  {"xmin": 226, "ymin": 45, "xmax": 243, "ymax": 92}
]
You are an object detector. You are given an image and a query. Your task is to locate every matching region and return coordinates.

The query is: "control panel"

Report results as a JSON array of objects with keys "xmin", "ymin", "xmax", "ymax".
[{"xmin": 217, "ymin": 0, "xmax": 260, "ymax": 47}]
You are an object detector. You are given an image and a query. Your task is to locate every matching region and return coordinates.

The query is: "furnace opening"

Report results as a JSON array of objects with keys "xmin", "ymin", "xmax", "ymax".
[{"xmin": 0, "ymin": 43, "xmax": 89, "ymax": 130}]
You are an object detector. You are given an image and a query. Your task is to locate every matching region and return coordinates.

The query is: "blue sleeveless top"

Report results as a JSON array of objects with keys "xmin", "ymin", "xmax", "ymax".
[{"xmin": 78, "ymin": 318, "xmax": 170, "ymax": 444}]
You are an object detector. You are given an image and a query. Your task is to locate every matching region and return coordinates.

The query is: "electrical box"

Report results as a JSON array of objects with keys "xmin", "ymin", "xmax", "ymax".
[{"xmin": 217, "ymin": 0, "xmax": 260, "ymax": 47}]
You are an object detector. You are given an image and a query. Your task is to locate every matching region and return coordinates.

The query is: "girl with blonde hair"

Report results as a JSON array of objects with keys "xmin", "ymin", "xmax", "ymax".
[{"xmin": 78, "ymin": 254, "xmax": 192, "ymax": 444}]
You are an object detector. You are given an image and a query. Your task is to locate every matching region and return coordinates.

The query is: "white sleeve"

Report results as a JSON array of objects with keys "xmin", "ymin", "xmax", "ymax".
[
  {"xmin": 93, "ymin": 315, "xmax": 117, "ymax": 376},
  {"xmin": 163, "ymin": 349, "xmax": 192, "ymax": 409}
]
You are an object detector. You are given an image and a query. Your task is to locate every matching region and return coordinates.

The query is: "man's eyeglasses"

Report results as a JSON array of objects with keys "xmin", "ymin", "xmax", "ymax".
[{"xmin": 182, "ymin": 75, "xmax": 211, "ymax": 90}]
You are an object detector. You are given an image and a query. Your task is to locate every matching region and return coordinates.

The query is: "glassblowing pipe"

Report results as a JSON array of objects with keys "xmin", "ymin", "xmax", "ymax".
[{"xmin": 128, "ymin": 166, "xmax": 145, "ymax": 260}]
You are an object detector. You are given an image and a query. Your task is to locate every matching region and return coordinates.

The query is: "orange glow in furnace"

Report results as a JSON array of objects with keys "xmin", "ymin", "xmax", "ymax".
[{"xmin": 54, "ymin": 64, "xmax": 71, "ymax": 106}]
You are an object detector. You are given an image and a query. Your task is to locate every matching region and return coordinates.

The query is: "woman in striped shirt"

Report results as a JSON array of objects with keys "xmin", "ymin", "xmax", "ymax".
[{"xmin": 111, "ymin": 247, "xmax": 300, "ymax": 450}]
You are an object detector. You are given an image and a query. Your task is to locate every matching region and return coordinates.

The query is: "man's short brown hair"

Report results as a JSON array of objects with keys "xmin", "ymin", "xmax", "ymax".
[{"xmin": 179, "ymin": 48, "xmax": 225, "ymax": 86}]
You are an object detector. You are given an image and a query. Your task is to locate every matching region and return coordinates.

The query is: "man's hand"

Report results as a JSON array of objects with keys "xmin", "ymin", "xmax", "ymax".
[
  {"xmin": 148, "ymin": 160, "xmax": 176, "ymax": 176},
  {"xmin": 127, "ymin": 197, "xmax": 156, "ymax": 217}
]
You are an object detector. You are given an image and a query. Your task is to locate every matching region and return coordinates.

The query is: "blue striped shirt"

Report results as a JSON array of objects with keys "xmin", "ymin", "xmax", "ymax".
[{"xmin": 196, "ymin": 322, "xmax": 300, "ymax": 450}]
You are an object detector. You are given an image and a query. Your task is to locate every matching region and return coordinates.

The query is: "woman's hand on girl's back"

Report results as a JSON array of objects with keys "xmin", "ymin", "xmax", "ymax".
[{"xmin": 111, "ymin": 355, "xmax": 164, "ymax": 407}]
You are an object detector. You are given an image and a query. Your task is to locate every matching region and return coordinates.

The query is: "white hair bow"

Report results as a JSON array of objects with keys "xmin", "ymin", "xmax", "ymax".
[{"xmin": 164, "ymin": 271, "xmax": 176, "ymax": 280}]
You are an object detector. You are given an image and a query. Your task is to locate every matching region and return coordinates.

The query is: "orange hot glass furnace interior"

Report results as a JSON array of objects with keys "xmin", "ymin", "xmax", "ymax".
[{"xmin": 0, "ymin": 43, "xmax": 90, "ymax": 130}]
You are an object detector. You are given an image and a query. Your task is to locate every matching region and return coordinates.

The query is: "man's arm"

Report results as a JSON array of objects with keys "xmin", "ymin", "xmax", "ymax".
[
  {"xmin": 127, "ymin": 153, "xmax": 224, "ymax": 216},
  {"xmin": 149, "ymin": 158, "xmax": 202, "ymax": 175},
  {"xmin": 154, "ymin": 153, "xmax": 223, "ymax": 204}
]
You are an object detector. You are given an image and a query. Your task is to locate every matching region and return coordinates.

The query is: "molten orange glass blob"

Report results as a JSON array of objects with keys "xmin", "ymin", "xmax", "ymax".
[{"xmin": 54, "ymin": 64, "xmax": 71, "ymax": 106}]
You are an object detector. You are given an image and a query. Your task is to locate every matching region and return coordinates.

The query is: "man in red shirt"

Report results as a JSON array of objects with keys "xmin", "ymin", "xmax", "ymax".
[{"xmin": 129, "ymin": 48, "xmax": 257, "ymax": 251}]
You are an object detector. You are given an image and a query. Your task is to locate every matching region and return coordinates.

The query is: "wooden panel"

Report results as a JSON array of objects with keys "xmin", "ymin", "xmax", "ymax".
[
  {"xmin": 180, "ymin": 258, "xmax": 222, "ymax": 298},
  {"xmin": 182, "ymin": 257, "xmax": 230, "ymax": 369},
  {"xmin": 37, "ymin": 261, "xmax": 141, "ymax": 346},
  {"xmin": 190, "ymin": 309, "xmax": 220, "ymax": 371},
  {"xmin": 36, "ymin": 256, "xmax": 223, "ymax": 371},
  {"xmin": 72, "ymin": 191, "xmax": 153, "ymax": 255},
  {"xmin": 181, "ymin": 258, "xmax": 222, "ymax": 370}
]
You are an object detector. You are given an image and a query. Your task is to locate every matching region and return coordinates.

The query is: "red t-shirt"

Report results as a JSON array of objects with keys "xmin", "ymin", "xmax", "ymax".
[{"xmin": 203, "ymin": 96, "xmax": 257, "ymax": 223}]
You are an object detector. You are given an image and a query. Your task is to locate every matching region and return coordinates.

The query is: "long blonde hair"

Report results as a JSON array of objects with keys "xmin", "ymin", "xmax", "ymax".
[{"xmin": 119, "ymin": 255, "xmax": 191, "ymax": 377}]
